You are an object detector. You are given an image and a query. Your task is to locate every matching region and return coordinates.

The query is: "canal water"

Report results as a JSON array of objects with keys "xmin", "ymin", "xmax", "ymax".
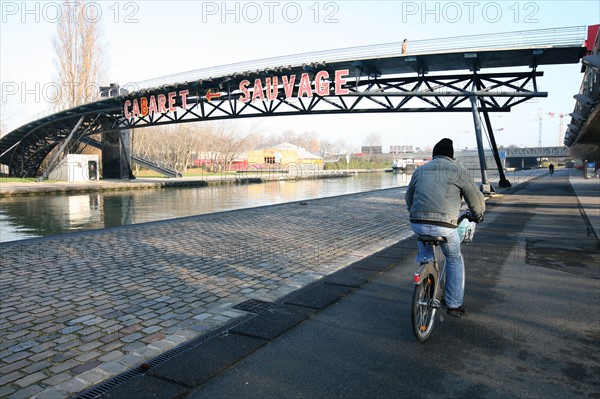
[{"xmin": 0, "ymin": 172, "xmax": 410, "ymax": 243}]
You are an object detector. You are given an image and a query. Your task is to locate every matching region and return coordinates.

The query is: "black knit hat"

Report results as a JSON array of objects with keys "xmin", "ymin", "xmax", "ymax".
[{"xmin": 432, "ymin": 138, "xmax": 454, "ymax": 159}]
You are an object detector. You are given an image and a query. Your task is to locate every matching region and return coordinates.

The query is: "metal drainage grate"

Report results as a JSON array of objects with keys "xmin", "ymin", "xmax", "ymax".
[
  {"xmin": 73, "ymin": 313, "xmax": 251, "ymax": 399},
  {"xmin": 74, "ymin": 367, "xmax": 143, "ymax": 399},
  {"xmin": 74, "ymin": 303, "xmax": 272, "ymax": 398},
  {"xmin": 233, "ymin": 299, "xmax": 277, "ymax": 314}
]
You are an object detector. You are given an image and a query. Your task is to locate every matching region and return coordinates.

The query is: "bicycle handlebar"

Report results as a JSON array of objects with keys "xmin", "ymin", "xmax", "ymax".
[{"xmin": 458, "ymin": 210, "xmax": 484, "ymax": 223}]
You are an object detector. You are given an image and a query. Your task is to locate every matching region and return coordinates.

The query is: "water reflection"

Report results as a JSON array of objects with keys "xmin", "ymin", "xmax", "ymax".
[{"xmin": 0, "ymin": 172, "xmax": 409, "ymax": 243}]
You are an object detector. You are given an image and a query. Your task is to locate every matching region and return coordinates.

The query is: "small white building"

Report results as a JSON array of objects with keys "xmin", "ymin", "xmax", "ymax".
[{"xmin": 48, "ymin": 154, "xmax": 99, "ymax": 182}]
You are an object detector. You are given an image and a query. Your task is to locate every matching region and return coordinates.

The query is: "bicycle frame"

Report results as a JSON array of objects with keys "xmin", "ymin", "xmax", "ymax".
[
  {"xmin": 410, "ymin": 210, "xmax": 476, "ymax": 342},
  {"xmin": 413, "ymin": 245, "xmax": 447, "ymax": 290}
]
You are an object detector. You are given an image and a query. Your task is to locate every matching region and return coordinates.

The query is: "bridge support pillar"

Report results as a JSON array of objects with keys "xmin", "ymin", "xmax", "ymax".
[
  {"xmin": 102, "ymin": 130, "xmax": 134, "ymax": 180},
  {"xmin": 469, "ymin": 96, "xmax": 493, "ymax": 195},
  {"xmin": 481, "ymin": 110, "xmax": 511, "ymax": 188}
]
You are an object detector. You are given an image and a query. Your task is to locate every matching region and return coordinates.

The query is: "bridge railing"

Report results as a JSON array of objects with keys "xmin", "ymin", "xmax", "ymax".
[
  {"xmin": 134, "ymin": 26, "xmax": 587, "ymax": 90},
  {"xmin": 411, "ymin": 25, "xmax": 587, "ymax": 53}
]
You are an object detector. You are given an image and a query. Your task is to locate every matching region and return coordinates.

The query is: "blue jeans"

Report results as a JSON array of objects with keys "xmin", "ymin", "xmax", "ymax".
[{"xmin": 410, "ymin": 223, "xmax": 465, "ymax": 308}]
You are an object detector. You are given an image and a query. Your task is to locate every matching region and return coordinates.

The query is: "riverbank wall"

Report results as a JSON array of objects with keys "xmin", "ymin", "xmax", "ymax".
[{"xmin": 0, "ymin": 170, "xmax": 360, "ymax": 197}]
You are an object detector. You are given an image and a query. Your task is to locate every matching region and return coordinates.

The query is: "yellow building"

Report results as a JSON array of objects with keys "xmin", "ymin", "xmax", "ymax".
[{"xmin": 247, "ymin": 142, "xmax": 323, "ymax": 167}]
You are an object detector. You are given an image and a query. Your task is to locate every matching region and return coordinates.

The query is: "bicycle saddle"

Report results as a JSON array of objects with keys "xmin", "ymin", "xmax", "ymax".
[{"xmin": 418, "ymin": 235, "xmax": 447, "ymax": 245}]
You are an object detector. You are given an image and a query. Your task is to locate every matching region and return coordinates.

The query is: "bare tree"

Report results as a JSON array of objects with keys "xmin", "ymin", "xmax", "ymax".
[
  {"xmin": 170, "ymin": 124, "xmax": 206, "ymax": 173},
  {"xmin": 203, "ymin": 122, "xmax": 256, "ymax": 172},
  {"xmin": 280, "ymin": 129, "xmax": 297, "ymax": 144},
  {"xmin": 334, "ymin": 138, "xmax": 350, "ymax": 154},
  {"xmin": 53, "ymin": 0, "xmax": 106, "ymax": 110},
  {"xmin": 319, "ymin": 138, "xmax": 333, "ymax": 155},
  {"xmin": 131, "ymin": 122, "xmax": 257, "ymax": 175},
  {"xmin": 132, "ymin": 124, "xmax": 205, "ymax": 174},
  {"xmin": 297, "ymin": 131, "xmax": 320, "ymax": 152},
  {"xmin": 363, "ymin": 132, "xmax": 382, "ymax": 161},
  {"xmin": 320, "ymin": 137, "xmax": 349, "ymax": 156}
]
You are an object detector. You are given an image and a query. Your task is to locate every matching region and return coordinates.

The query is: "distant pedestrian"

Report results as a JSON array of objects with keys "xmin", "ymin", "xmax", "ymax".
[
  {"xmin": 402, "ymin": 39, "xmax": 408, "ymax": 55},
  {"xmin": 549, "ymin": 163, "xmax": 555, "ymax": 175}
]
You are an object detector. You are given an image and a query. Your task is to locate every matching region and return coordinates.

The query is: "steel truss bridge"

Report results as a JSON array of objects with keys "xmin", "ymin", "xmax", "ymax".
[
  {"xmin": 399, "ymin": 146, "xmax": 569, "ymax": 159},
  {"xmin": 505, "ymin": 146, "xmax": 569, "ymax": 157},
  {"xmin": 0, "ymin": 26, "xmax": 590, "ymax": 191}
]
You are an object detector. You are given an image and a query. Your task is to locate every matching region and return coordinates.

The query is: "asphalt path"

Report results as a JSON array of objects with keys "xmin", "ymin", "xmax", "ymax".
[{"xmin": 187, "ymin": 171, "xmax": 600, "ymax": 399}]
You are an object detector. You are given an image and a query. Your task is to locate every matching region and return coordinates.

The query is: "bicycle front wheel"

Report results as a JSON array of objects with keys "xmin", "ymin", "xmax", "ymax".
[{"xmin": 411, "ymin": 273, "xmax": 437, "ymax": 342}]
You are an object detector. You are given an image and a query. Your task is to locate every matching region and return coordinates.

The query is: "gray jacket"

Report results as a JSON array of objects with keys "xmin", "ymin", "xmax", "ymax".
[{"xmin": 405, "ymin": 156, "xmax": 485, "ymax": 227}]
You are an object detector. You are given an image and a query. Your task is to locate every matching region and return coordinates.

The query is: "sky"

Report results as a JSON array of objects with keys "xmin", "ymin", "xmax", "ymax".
[{"xmin": 1, "ymin": 0, "xmax": 599, "ymax": 152}]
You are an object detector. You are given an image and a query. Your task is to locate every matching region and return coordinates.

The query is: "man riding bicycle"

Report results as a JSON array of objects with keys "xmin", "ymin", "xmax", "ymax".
[{"xmin": 405, "ymin": 138, "xmax": 485, "ymax": 318}]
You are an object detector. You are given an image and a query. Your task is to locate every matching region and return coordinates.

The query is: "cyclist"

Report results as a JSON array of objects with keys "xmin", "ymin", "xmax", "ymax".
[
  {"xmin": 549, "ymin": 163, "xmax": 555, "ymax": 175},
  {"xmin": 405, "ymin": 138, "xmax": 485, "ymax": 318}
]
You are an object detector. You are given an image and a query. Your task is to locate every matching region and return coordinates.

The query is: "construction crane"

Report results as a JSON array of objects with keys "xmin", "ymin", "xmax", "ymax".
[{"xmin": 538, "ymin": 111, "xmax": 552, "ymax": 147}]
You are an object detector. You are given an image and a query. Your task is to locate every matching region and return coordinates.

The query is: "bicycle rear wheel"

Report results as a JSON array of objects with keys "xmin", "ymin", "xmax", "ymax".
[{"xmin": 411, "ymin": 273, "xmax": 437, "ymax": 342}]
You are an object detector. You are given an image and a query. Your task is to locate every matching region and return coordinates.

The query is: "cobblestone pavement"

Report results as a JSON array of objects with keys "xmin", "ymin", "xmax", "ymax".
[{"xmin": 0, "ymin": 188, "xmax": 412, "ymax": 398}]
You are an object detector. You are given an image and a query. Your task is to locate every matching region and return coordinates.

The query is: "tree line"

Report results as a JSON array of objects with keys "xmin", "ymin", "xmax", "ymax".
[{"xmin": 131, "ymin": 123, "xmax": 353, "ymax": 175}]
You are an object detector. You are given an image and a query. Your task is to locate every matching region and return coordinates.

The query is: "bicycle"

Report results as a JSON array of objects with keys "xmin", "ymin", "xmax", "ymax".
[{"xmin": 410, "ymin": 210, "xmax": 478, "ymax": 342}]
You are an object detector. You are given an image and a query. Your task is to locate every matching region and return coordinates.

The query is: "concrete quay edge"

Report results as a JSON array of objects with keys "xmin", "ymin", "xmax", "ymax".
[{"xmin": 0, "ymin": 170, "xmax": 356, "ymax": 197}]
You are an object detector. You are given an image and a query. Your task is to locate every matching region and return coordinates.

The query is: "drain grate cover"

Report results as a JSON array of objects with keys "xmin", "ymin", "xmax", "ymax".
[{"xmin": 233, "ymin": 299, "xmax": 277, "ymax": 314}]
